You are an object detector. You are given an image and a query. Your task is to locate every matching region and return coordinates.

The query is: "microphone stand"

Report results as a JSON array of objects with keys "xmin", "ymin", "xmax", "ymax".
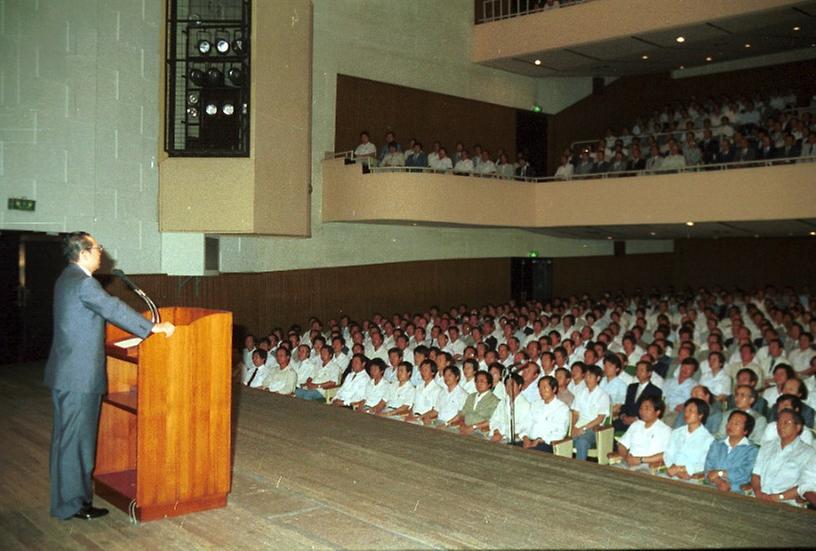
[{"xmin": 112, "ymin": 269, "xmax": 161, "ymax": 323}]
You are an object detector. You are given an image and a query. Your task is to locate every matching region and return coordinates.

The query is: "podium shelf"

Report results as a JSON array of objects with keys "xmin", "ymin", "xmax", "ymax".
[
  {"xmin": 103, "ymin": 391, "xmax": 138, "ymax": 414},
  {"xmin": 95, "ymin": 469, "xmax": 136, "ymax": 501}
]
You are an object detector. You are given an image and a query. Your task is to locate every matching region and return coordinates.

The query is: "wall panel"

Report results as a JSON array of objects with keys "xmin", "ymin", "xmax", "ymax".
[
  {"xmin": 107, "ymin": 257, "xmax": 511, "ymax": 338},
  {"xmin": 335, "ymin": 75, "xmax": 518, "ymax": 159}
]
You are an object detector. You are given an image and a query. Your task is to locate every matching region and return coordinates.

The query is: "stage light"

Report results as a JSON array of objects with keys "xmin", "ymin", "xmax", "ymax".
[
  {"xmin": 222, "ymin": 103, "xmax": 235, "ymax": 116},
  {"xmin": 675, "ymin": 36, "xmax": 685, "ymax": 43},
  {"xmin": 685, "ymin": 221, "xmax": 695, "ymax": 227},
  {"xmin": 186, "ymin": 92, "xmax": 199, "ymax": 105},
  {"xmin": 534, "ymin": 59, "xmax": 542, "ymax": 65},
  {"xmin": 189, "ymin": 68, "xmax": 207, "ymax": 87},
  {"xmin": 197, "ymin": 39, "xmax": 212, "ymax": 55},
  {"xmin": 641, "ymin": 55, "xmax": 649, "ymax": 60},
  {"xmin": 206, "ymin": 67, "xmax": 224, "ymax": 86},
  {"xmin": 793, "ymin": 26, "xmax": 800, "ymax": 31},
  {"xmin": 744, "ymin": 43, "xmax": 751, "ymax": 48},
  {"xmin": 205, "ymin": 103, "xmax": 218, "ymax": 116},
  {"xmin": 216, "ymin": 38, "xmax": 230, "ymax": 54},
  {"xmin": 705, "ymin": 56, "xmax": 712, "ymax": 62},
  {"xmin": 186, "ymin": 107, "xmax": 199, "ymax": 119},
  {"xmin": 227, "ymin": 67, "xmax": 243, "ymax": 86}
]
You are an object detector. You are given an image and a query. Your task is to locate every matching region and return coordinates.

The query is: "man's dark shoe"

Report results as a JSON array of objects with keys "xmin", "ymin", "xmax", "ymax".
[{"xmin": 73, "ymin": 504, "xmax": 109, "ymax": 520}]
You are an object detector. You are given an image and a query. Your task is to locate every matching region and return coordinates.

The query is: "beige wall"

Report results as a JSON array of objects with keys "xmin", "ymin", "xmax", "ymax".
[
  {"xmin": 323, "ymin": 158, "xmax": 816, "ymax": 228},
  {"xmin": 473, "ymin": 0, "xmax": 802, "ymax": 63}
]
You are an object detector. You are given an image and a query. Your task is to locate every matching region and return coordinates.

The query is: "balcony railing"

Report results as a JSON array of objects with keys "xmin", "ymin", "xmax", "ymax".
[
  {"xmin": 330, "ymin": 150, "xmax": 816, "ymax": 183},
  {"xmin": 475, "ymin": 0, "xmax": 589, "ymax": 24}
]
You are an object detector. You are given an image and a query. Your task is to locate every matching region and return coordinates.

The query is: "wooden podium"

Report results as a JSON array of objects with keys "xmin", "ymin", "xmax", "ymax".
[{"xmin": 95, "ymin": 307, "xmax": 232, "ymax": 521}]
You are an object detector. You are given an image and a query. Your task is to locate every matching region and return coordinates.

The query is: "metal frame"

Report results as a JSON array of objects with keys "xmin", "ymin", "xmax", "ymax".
[{"xmin": 165, "ymin": 0, "xmax": 251, "ymax": 157}]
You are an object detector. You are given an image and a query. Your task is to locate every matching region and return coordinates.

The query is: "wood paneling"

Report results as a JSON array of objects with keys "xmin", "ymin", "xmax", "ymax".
[
  {"xmin": 547, "ymin": 59, "xmax": 816, "ymax": 172},
  {"xmin": 105, "ymin": 258, "xmax": 512, "ymax": 339},
  {"xmin": 335, "ymin": 75, "xmax": 517, "ymax": 159}
]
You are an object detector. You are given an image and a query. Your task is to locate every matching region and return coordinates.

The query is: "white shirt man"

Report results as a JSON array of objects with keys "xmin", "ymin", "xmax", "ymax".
[
  {"xmin": 334, "ymin": 367, "xmax": 371, "ymax": 406},
  {"xmin": 453, "ymin": 157, "xmax": 474, "ymax": 174},
  {"xmin": 478, "ymin": 158, "xmax": 496, "ymax": 176},
  {"xmin": 428, "ymin": 153, "xmax": 453, "ymax": 171},
  {"xmin": 262, "ymin": 353, "xmax": 298, "ymax": 396},
  {"xmin": 617, "ymin": 418, "xmax": 672, "ymax": 458},
  {"xmin": 489, "ymin": 393, "xmax": 532, "ymax": 441},
  {"xmin": 386, "ymin": 379, "xmax": 415, "ymax": 410},
  {"xmin": 699, "ymin": 369, "xmax": 732, "ymax": 398},
  {"xmin": 308, "ymin": 356, "xmax": 342, "ymax": 397},
  {"xmin": 572, "ymin": 385, "xmax": 611, "ymax": 428},
  {"xmin": 527, "ymin": 392, "xmax": 571, "ymax": 445},
  {"xmin": 412, "ymin": 378, "xmax": 442, "ymax": 416},
  {"xmin": 353, "ymin": 140, "xmax": 377, "ymax": 161},
  {"xmin": 362, "ymin": 376, "xmax": 391, "ymax": 409},
  {"xmin": 435, "ymin": 383, "xmax": 468, "ymax": 424}
]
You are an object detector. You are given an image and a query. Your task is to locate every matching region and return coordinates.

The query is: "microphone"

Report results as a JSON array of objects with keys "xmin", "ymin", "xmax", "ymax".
[{"xmin": 111, "ymin": 269, "xmax": 161, "ymax": 323}]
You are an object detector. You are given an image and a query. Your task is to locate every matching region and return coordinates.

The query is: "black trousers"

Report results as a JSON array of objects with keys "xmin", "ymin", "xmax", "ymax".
[
  {"xmin": 513, "ymin": 441, "xmax": 554, "ymax": 453},
  {"xmin": 49, "ymin": 389, "xmax": 101, "ymax": 519}
]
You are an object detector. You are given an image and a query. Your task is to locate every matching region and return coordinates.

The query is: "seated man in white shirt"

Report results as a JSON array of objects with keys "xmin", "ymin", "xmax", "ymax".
[
  {"xmin": 663, "ymin": 398, "xmax": 715, "ymax": 481},
  {"xmin": 244, "ymin": 348, "xmax": 269, "ymax": 388},
  {"xmin": 353, "ymin": 131, "xmax": 377, "ymax": 165},
  {"xmin": 240, "ymin": 334, "xmax": 256, "ymax": 376},
  {"xmin": 291, "ymin": 344, "xmax": 316, "ymax": 387},
  {"xmin": 760, "ymin": 395, "xmax": 814, "ymax": 447},
  {"xmin": 699, "ymin": 351, "xmax": 731, "ymax": 402},
  {"xmin": 612, "ymin": 395, "xmax": 672, "ymax": 471},
  {"xmin": 332, "ymin": 353, "xmax": 371, "ymax": 407},
  {"xmin": 600, "ymin": 353, "xmax": 628, "ymax": 417},
  {"xmin": 379, "ymin": 361, "xmax": 416, "ymax": 417},
  {"xmin": 260, "ymin": 347, "xmax": 298, "ymax": 395},
  {"xmin": 381, "ymin": 142, "xmax": 405, "ymax": 168},
  {"xmin": 428, "ymin": 146, "xmax": 453, "ymax": 171},
  {"xmin": 521, "ymin": 376, "xmax": 571, "ymax": 453},
  {"xmin": 488, "ymin": 373, "xmax": 532, "ymax": 443},
  {"xmin": 477, "ymin": 150, "xmax": 497, "ymax": 176},
  {"xmin": 571, "ymin": 365, "xmax": 612, "ymax": 460},
  {"xmin": 295, "ymin": 347, "xmax": 341, "ymax": 400},
  {"xmin": 355, "ymin": 358, "xmax": 392, "ymax": 413},
  {"xmin": 453, "ymin": 149, "xmax": 474, "ymax": 174},
  {"xmin": 751, "ymin": 409, "xmax": 816, "ymax": 506},
  {"xmin": 405, "ymin": 359, "xmax": 442, "ymax": 422},
  {"xmin": 424, "ymin": 366, "xmax": 468, "ymax": 426}
]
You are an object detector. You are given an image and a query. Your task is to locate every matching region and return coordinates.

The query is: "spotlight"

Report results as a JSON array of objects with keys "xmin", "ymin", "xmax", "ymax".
[
  {"xmin": 705, "ymin": 56, "xmax": 712, "ymax": 62},
  {"xmin": 206, "ymin": 67, "xmax": 224, "ymax": 86},
  {"xmin": 227, "ymin": 67, "xmax": 243, "ymax": 86},
  {"xmin": 744, "ymin": 43, "xmax": 751, "ymax": 48},
  {"xmin": 189, "ymin": 68, "xmax": 207, "ymax": 86},
  {"xmin": 793, "ymin": 26, "xmax": 800, "ymax": 31},
  {"xmin": 685, "ymin": 221, "xmax": 695, "ymax": 227},
  {"xmin": 534, "ymin": 59, "xmax": 542, "ymax": 65},
  {"xmin": 675, "ymin": 36, "xmax": 685, "ymax": 43},
  {"xmin": 186, "ymin": 92, "xmax": 199, "ymax": 105},
  {"xmin": 216, "ymin": 38, "xmax": 230, "ymax": 54},
  {"xmin": 641, "ymin": 55, "xmax": 649, "ymax": 60},
  {"xmin": 196, "ymin": 39, "xmax": 212, "ymax": 55},
  {"xmin": 222, "ymin": 103, "xmax": 235, "ymax": 116},
  {"xmin": 204, "ymin": 103, "xmax": 218, "ymax": 116},
  {"xmin": 186, "ymin": 107, "xmax": 199, "ymax": 119},
  {"xmin": 232, "ymin": 37, "xmax": 246, "ymax": 55}
]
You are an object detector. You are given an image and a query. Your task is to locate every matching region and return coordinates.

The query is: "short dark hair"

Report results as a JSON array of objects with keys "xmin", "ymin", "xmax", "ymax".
[
  {"xmin": 603, "ymin": 353, "xmax": 622, "ymax": 372},
  {"xmin": 681, "ymin": 357, "xmax": 699, "ymax": 372},
  {"xmin": 640, "ymin": 395, "xmax": 666, "ymax": 418},
  {"xmin": 736, "ymin": 368, "xmax": 758, "ymax": 385},
  {"xmin": 475, "ymin": 370, "xmax": 492, "ymax": 388},
  {"xmin": 728, "ymin": 409, "xmax": 755, "ymax": 437},
  {"xmin": 252, "ymin": 348, "xmax": 268, "ymax": 363},
  {"xmin": 684, "ymin": 397, "xmax": 710, "ymax": 424},
  {"xmin": 420, "ymin": 358, "xmax": 437, "ymax": 375},
  {"xmin": 585, "ymin": 364, "xmax": 603, "ymax": 379},
  {"xmin": 444, "ymin": 365, "xmax": 461, "ymax": 381},
  {"xmin": 63, "ymin": 231, "xmax": 94, "ymax": 262},
  {"xmin": 398, "ymin": 361, "xmax": 413, "ymax": 376},
  {"xmin": 368, "ymin": 357, "xmax": 387, "ymax": 375},
  {"xmin": 539, "ymin": 375, "xmax": 558, "ymax": 393}
]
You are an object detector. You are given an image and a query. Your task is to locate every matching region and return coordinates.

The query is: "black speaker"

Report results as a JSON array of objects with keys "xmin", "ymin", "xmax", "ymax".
[
  {"xmin": 592, "ymin": 77, "xmax": 605, "ymax": 95},
  {"xmin": 511, "ymin": 257, "xmax": 553, "ymax": 303}
]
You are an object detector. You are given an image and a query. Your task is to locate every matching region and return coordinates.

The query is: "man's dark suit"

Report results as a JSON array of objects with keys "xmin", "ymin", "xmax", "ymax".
[
  {"xmin": 613, "ymin": 380, "xmax": 662, "ymax": 432},
  {"xmin": 45, "ymin": 263, "xmax": 154, "ymax": 519}
]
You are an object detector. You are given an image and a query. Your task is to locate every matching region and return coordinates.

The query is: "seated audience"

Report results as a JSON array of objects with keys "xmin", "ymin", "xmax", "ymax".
[
  {"xmin": 554, "ymin": 155, "xmax": 574, "ymax": 179},
  {"xmin": 489, "ymin": 373, "xmax": 532, "ymax": 442},
  {"xmin": 663, "ymin": 398, "xmax": 715, "ymax": 480},
  {"xmin": 760, "ymin": 395, "xmax": 814, "ymax": 446},
  {"xmin": 357, "ymin": 358, "xmax": 391, "ymax": 412},
  {"xmin": 662, "ymin": 357, "xmax": 699, "ymax": 426},
  {"xmin": 380, "ymin": 361, "xmax": 416, "ymax": 416},
  {"xmin": 405, "ymin": 142, "xmax": 428, "ymax": 168},
  {"xmin": 521, "ymin": 376, "xmax": 571, "ymax": 453},
  {"xmin": 448, "ymin": 371, "xmax": 500, "ymax": 435},
  {"xmin": 261, "ymin": 347, "xmax": 298, "ymax": 395},
  {"xmin": 719, "ymin": 384, "xmax": 768, "ymax": 445},
  {"xmin": 453, "ymin": 150, "xmax": 474, "ymax": 174},
  {"xmin": 571, "ymin": 365, "xmax": 612, "ymax": 460},
  {"xmin": 751, "ymin": 409, "xmax": 816, "ymax": 505},
  {"xmin": 615, "ymin": 360, "xmax": 662, "ymax": 432},
  {"xmin": 428, "ymin": 146, "xmax": 453, "ymax": 171},
  {"xmin": 381, "ymin": 142, "xmax": 405, "ymax": 167},
  {"xmin": 613, "ymin": 395, "xmax": 672, "ymax": 470},
  {"xmin": 332, "ymin": 353, "xmax": 371, "ymax": 407},
  {"xmin": 704, "ymin": 410, "xmax": 759, "ymax": 493},
  {"xmin": 353, "ymin": 131, "xmax": 377, "ymax": 164}
]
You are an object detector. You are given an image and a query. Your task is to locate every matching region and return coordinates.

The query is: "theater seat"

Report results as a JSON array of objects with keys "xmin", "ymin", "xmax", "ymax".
[
  {"xmin": 324, "ymin": 387, "xmax": 339, "ymax": 404},
  {"xmin": 552, "ymin": 437, "xmax": 573, "ymax": 458}
]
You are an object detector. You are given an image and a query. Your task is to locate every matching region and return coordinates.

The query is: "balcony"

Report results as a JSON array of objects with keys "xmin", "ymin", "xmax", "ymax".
[
  {"xmin": 472, "ymin": 0, "xmax": 813, "ymax": 77},
  {"xmin": 322, "ymin": 155, "xmax": 816, "ymax": 237}
]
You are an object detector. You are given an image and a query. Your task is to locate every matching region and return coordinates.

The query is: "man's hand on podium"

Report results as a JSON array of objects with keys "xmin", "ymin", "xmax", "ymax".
[{"xmin": 151, "ymin": 321, "xmax": 176, "ymax": 337}]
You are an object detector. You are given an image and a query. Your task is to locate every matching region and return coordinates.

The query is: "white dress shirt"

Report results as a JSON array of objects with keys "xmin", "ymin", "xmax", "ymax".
[
  {"xmin": 385, "ymin": 380, "xmax": 415, "ymax": 409},
  {"xmin": 413, "ymin": 380, "xmax": 442, "ymax": 415},
  {"xmin": 262, "ymin": 364, "xmax": 298, "ymax": 395},
  {"xmin": 435, "ymin": 385, "xmax": 468, "ymax": 423},
  {"xmin": 753, "ymin": 438, "xmax": 816, "ymax": 501},
  {"xmin": 617, "ymin": 419, "xmax": 672, "ymax": 457},
  {"xmin": 335, "ymin": 369, "xmax": 371, "ymax": 405},
  {"xmin": 363, "ymin": 377, "xmax": 391, "ymax": 408},
  {"xmin": 489, "ymin": 394, "xmax": 532, "ymax": 439},
  {"xmin": 572, "ymin": 386, "xmax": 611, "ymax": 428},
  {"xmin": 527, "ymin": 398, "xmax": 571, "ymax": 444}
]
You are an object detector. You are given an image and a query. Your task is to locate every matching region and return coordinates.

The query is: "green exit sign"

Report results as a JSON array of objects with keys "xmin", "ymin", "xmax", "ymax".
[{"xmin": 8, "ymin": 198, "xmax": 36, "ymax": 211}]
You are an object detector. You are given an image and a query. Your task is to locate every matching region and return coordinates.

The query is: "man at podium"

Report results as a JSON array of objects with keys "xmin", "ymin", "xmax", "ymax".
[{"xmin": 44, "ymin": 232, "xmax": 176, "ymax": 520}]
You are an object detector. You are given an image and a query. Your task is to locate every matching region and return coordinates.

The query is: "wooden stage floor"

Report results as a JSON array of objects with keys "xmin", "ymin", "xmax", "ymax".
[{"xmin": 1, "ymin": 362, "xmax": 815, "ymax": 549}]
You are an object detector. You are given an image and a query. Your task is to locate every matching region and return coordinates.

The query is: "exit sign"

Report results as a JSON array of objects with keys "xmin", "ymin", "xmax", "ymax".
[{"xmin": 8, "ymin": 198, "xmax": 36, "ymax": 211}]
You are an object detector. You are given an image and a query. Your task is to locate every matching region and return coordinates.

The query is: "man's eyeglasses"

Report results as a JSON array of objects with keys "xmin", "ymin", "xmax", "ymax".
[{"xmin": 88, "ymin": 245, "xmax": 104, "ymax": 252}]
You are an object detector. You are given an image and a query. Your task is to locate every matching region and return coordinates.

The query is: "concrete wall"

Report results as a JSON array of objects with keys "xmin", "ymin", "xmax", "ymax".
[{"xmin": 0, "ymin": 0, "xmax": 163, "ymax": 272}]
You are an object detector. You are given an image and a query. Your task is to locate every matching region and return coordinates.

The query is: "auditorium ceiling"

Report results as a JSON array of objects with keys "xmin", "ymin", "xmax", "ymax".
[
  {"xmin": 485, "ymin": 2, "xmax": 816, "ymax": 77},
  {"xmin": 529, "ymin": 218, "xmax": 816, "ymax": 240}
]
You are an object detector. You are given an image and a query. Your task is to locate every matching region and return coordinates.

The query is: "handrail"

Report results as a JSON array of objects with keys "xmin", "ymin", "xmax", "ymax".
[
  {"xmin": 569, "ymin": 105, "xmax": 816, "ymax": 152},
  {"xmin": 336, "ymin": 154, "xmax": 816, "ymax": 183},
  {"xmin": 475, "ymin": 0, "xmax": 590, "ymax": 24}
]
